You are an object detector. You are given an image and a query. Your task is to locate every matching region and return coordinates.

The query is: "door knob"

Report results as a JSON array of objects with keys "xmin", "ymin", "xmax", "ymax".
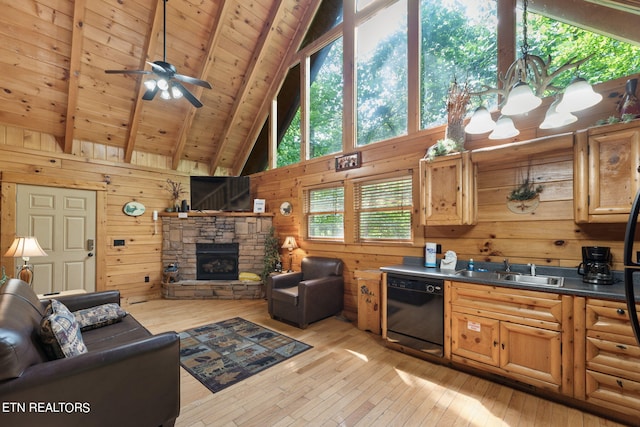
[{"xmin": 88, "ymin": 252, "xmax": 94, "ymax": 257}]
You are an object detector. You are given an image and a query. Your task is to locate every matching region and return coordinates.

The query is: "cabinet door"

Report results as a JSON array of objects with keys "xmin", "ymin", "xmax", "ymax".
[
  {"xmin": 588, "ymin": 127, "xmax": 640, "ymax": 216},
  {"xmin": 420, "ymin": 152, "xmax": 476, "ymax": 225},
  {"xmin": 451, "ymin": 312, "xmax": 499, "ymax": 366},
  {"xmin": 500, "ymin": 322, "xmax": 562, "ymax": 387}
]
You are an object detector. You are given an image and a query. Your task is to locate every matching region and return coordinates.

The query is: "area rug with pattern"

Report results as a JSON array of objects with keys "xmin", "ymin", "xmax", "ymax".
[{"xmin": 178, "ymin": 317, "xmax": 312, "ymax": 393}]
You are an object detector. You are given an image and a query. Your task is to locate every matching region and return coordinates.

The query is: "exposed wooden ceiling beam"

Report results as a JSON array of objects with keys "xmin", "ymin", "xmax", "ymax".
[
  {"xmin": 209, "ymin": 0, "xmax": 288, "ymax": 175},
  {"xmin": 63, "ymin": 0, "xmax": 87, "ymax": 153},
  {"xmin": 231, "ymin": 0, "xmax": 323, "ymax": 175},
  {"xmin": 123, "ymin": 1, "xmax": 163, "ymax": 163},
  {"xmin": 170, "ymin": 2, "xmax": 230, "ymax": 170}
]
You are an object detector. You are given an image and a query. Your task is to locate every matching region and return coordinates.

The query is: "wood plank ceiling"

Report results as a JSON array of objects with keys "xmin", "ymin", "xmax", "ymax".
[
  {"xmin": 0, "ymin": 0, "xmax": 318, "ymax": 175},
  {"xmin": 0, "ymin": 0, "xmax": 637, "ymax": 176}
]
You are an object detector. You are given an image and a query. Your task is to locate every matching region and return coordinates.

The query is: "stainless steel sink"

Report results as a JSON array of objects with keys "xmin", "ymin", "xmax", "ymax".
[
  {"xmin": 454, "ymin": 270, "xmax": 500, "ymax": 280},
  {"xmin": 455, "ymin": 270, "xmax": 564, "ymax": 287},
  {"xmin": 497, "ymin": 273, "xmax": 564, "ymax": 287}
]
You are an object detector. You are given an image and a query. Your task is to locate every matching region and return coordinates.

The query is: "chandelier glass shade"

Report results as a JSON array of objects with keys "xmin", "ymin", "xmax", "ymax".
[
  {"xmin": 464, "ymin": 106, "xmax": 496, "ymax": 134},
  {"xmin": 539, "ymin": 98, "xmax": 578, "ymax": 129},
  {"xmin": 500, "ymin": 80, "xmax": 542, "ymax": 116},
  {"xmin": 556, "ymin": 77, "xmax": 603, "ymax": 113},
  {"xmin": 489, "ymin": 116, "xmax": 519, "ymax": 140}
]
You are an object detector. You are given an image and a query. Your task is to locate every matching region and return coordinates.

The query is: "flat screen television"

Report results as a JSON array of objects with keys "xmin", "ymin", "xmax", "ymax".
[{"xmin": 190, "ymin": 176, "xmax": 251, "ymax": 212}]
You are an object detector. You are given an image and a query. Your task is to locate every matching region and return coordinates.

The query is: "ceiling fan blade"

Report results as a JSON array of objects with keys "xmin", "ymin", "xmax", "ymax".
[
  {"xmin": 172, "ymin": 81, "xmax": 203, "ymax": 108},
  {"xmin": 105, "ymin": 69, "xmax": 151, "ymax": 75},
  {"xmin": 142, "ymin": 86, "xmax": 159, "ymax": 101},
  {"xmin": 174, "ymin": 73, "xmax": 212, "ymax": 89}
]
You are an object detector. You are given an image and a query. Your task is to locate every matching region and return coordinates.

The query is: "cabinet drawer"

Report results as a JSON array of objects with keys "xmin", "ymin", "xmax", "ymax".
[
  {"xmin": 586, "ymin": 298, "xmax": 640, "ymax": 338},
  {"xmin": 451, "ymin": 281, "xmax": 563, "ymax": 329},
  {"xmin": 586, "ymin": 370, "xmax": 640, "ymax": 418},
  {"xmin": 586, "ymin": 336, "xmax": 640, "ymax": 383}
]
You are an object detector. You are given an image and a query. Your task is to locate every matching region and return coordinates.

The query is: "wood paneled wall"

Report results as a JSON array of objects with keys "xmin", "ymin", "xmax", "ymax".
[
  {"xmin": 253, "ymin": 74, "xmax": 637, "ymax": 320},
  {"xmin": 0, "ymin": 73, "xmax": 636, "ymax": 314},
  {"xmin": 0, "ymin": 126, "xmax": 202, "ymax": 303}
]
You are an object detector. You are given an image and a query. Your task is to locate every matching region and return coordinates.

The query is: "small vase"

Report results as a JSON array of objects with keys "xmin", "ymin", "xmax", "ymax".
[{"xmin": 620, "ymin": 78, "xmax": 640, "ymax": 118}]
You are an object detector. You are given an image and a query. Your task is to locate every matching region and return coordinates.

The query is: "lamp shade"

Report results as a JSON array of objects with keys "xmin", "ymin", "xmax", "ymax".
[
  {"xmin": 464, "ymin": 106, "xmax": 496, "ymax": 134},
  {"xmin": 556, "ymin": 77, "xmax": 602, "ymax": 113},
  {"xmin": 501, "ymin": 81, "xmax": 542, "ymax": 116},
  {"xmin": 281, "ymin": 236, "xmax": 298, "ymax": 250},
  {"xmin": 489, "ymin": 116, "xmax": 520, "ymax": 140},
  {"xmin": 4, "ymin": 236, "xmax": 47, "ymax": 258},
  {"xmin": 539, "ymin": 99, "xmax": 578, "ymax": 129}
]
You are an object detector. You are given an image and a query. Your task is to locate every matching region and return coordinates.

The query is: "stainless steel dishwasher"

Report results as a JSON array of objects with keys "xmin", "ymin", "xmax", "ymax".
[{"xmin": 386, "ymin": 273, "xmax": 444, "ymax": 357}]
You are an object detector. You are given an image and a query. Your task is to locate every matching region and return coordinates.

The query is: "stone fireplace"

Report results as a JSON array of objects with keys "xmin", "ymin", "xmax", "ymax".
[{"xmin": 160, "ymin": 213, "xmax": 273, "ymax": 299}]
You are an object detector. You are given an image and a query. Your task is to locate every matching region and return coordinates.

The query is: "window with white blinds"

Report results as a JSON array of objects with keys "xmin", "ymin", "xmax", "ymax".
[
  {"xmin": 305, "ymin": 185, "xmax": 344, "ymax": 239},
  {"xmin": 355, "ymin": 175, "xmax": 412, "ymax": 241}
]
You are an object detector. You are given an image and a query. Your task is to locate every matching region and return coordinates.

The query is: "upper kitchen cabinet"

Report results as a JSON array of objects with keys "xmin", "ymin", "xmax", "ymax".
[
  {"xmin": 574, "ymin": 122, "xmax": 640, "ymax": 223},
  {"xmin": 420, "ymin": 151, "xmax": 477, "ymax": 226}
]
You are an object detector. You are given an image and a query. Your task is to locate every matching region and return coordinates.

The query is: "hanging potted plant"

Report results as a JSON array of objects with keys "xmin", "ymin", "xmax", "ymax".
[{"xmin": 506, "ymin": 167, "xmax": 543, "ymax": 214}]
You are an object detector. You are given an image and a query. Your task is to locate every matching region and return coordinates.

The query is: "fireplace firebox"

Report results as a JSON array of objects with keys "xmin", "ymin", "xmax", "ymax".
[{"xmin": 196, "ymin": 243, "xmax": 239, "ymax": 280}]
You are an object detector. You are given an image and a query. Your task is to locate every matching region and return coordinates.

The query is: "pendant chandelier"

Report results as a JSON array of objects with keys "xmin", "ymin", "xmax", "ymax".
[{"xmin": 466, "ymin": 0, "xmax": 602, "ymax": 138}]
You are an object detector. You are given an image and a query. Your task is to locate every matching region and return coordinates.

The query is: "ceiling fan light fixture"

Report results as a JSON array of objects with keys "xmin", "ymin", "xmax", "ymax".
[
  {"xmin": 160, "ymin": 90, "xmax": 171, "ymax": 100},
  {"xmin": 171, "ymin": 85, "xmax": 183, "ymax": 99},
  {"xmin": 144, "ymin": 80, "xmax": 157, "ymax": 91},
  {"xmin": 157, "ymin": 78, "xmax": 169, "ymax": 91}
]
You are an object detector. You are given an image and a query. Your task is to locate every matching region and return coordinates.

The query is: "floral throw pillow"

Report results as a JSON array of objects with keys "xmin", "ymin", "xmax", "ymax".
[
  {"xmin": 39, "ymin": 299, "xmax": 88, "ymax": 359},
  {"xmin": 73, "ymin": 303, "xmax": 127, "ymax": 331}
]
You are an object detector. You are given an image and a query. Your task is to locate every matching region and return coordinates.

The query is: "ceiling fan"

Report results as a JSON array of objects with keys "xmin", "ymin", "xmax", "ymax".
[{"xmin": 105, "ymin": 0, "xmax": 211, "ymax": 108}]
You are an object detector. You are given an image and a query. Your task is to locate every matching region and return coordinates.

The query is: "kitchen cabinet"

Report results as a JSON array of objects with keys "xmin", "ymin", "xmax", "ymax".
[
  {"xmin": 355, "ymin": 269, "xmax": 382, "ymax": 335},
  {"xmin": 574, "ymin": 297, "xmax": 640, "ymax": 419},
  {"xmin": 574, "ymin": 122, "xmax": 640, "ymax": 223},
  {"xmin": 450, "ymin": 281, "xmax": 571, "ymax": 394},
  {"xmin": 419, "ymin": 151, "xmax": 476, "ymax": 225}
]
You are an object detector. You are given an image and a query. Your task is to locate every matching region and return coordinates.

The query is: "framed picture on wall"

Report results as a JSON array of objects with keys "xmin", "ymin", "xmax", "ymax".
[{"xmin": 335, "ymin": 152, "xmax": 361, "ymax": 171}]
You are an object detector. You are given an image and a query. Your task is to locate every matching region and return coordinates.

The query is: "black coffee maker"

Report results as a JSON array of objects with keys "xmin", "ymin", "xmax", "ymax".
[{"xmin": 577, "ymin": 246, "xmax": 613, "ymax": 285}]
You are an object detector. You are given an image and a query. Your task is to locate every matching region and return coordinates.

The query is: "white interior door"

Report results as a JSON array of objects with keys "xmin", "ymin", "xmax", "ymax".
[{"xmin": 16, "ymin": 185, "xmax": 96, "ymax": 294}]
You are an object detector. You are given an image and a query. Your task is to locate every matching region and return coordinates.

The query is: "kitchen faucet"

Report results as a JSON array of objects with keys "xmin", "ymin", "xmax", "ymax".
[
  {"xmin": 503, "ymin": 259, "xmax": 511, "ymax": 272},
  {"xmin": 528, "ymin": 263, "xmax": 536, "ymax": 276}
]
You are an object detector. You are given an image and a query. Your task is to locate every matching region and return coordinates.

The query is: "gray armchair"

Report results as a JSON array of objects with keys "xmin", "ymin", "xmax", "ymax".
[{"xmin": 267, "ymin": 256, "xmax": 344, "ymax": 328}]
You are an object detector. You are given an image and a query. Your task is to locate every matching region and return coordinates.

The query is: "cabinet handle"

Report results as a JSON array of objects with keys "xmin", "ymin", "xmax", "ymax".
[
  {"xmin": 501, "ymin": 342, "xmax": 505, "ymax": 350},
  {"xmin": 617, "ymin": 308, "xmax": 626, "ymax": 316},
  {"xmin": 616, "ymin": 379, "xmax": 624, "ymax": 388},
  {"xmin": 493, "ymin": 340, "xmax": 498, "ymax": 347},
  {"xmin": 616, "ymin": 344, "xmax": 627, "ymax": 351}
]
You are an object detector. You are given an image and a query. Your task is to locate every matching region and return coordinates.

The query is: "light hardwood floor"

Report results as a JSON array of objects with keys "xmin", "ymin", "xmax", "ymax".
[{"xmin": 125, "ymin": 299, "xmax": 626, "ymax": 427}]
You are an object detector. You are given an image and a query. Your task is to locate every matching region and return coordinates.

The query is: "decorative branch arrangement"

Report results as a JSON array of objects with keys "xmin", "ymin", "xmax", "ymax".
[
  {"xmin": 165, "ymin": 179, "xmax": 186, "ymax": 207},
  {"xmin": 425, "ymin": 79, "xmax": 470, "ymax": 161}
]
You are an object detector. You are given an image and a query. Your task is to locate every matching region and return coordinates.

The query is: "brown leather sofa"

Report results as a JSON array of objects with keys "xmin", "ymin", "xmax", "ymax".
[
  {"xmin": 0, "ymin": 279, "xmax": 180, "ymax": 427},
  {"xmin": 267, "ymin": 256, "xmax": 344, "ymax": 328}
]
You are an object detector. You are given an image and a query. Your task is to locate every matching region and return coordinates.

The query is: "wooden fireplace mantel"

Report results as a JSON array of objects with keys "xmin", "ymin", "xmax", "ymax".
[{"xmin": 159, "ymin": 211, "xmax": 275, "ymax": 217}]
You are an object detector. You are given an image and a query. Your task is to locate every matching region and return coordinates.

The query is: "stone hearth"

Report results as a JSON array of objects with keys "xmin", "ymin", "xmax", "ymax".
[{"xmin": 160, "ymin": 213, "xmax": 272, "ymax": 299}]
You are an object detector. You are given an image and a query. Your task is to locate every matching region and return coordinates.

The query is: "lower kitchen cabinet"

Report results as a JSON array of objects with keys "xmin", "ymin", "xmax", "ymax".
[
  {"xmin": 575, "ymin": 297, "xmax": 640, "ymax": 420},
  {"xmin": 449, "ymin": 281, "xmax": 570, "ymax": 394}
]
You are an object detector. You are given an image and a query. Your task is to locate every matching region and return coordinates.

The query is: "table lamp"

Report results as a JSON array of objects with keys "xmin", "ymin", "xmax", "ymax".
[
  {"xmin": 4, "ymin": 236, "xmax": 48, "ymax": 285},
  {"xmin": 281, "ymin": 236, "xmax": 298, "ymax": 272}
]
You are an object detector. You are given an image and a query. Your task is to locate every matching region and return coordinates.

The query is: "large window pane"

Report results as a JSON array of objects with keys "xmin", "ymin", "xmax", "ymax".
[
  {"xmin": 522, "ymin": 11, "xmax": 640, "ymax": 93},
  {"xmin": 420, "ymin": 0, "xmax": 497, "ymax": 129},
  {"xmin": 357, "ymin": 0, "xmax": 408, "ymax": 146},
  {"xmin": 277, "ymin": 63, "xmax": 301, "ymax": 167},
  {"xmin": 310, "ymin": 38, "xmax": 343, "ymax": 159},
  {"xmin": 306, "ymin": 186, "xmax": 344, "ymax": 239}
]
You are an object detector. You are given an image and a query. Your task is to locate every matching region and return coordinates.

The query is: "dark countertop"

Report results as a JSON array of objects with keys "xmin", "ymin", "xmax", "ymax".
[{"xmin": 380, "ymin": 257, "xmax": 640, "ymax": 303}]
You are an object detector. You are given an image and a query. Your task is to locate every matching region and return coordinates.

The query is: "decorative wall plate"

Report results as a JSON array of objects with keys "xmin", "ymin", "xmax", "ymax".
[
  {"xmin": 279, "ymin": 201, "xmax": 292, "ymax": 216},
  {"xmin": 123, "ymin": 201, "xmax": 146, "ymax": 216}
]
